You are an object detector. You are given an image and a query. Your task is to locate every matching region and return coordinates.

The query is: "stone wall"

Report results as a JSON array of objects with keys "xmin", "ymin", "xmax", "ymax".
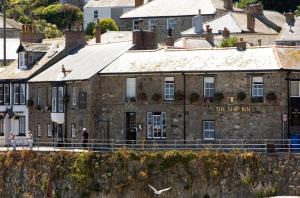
[
  {"xmin": 96, "ymin": 71, "xmax": 291, "ymax": 141},
  {"xmin": 0, "ymin": 150, "xmax": 300, "ymax": 198}
]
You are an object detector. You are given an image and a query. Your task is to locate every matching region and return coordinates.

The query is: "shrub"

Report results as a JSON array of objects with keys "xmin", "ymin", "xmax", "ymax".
[
  {"xmin": 237, "ymin": 91, "xmax": 246, "ymax": 101},
  {"xmin": 174, "ymin": 90, "xmax": 184, "ymax": 101},
  {"xmin": 189, "ymin": 93, "xmax": 200, "ymax": 103},
  {"xmin": 98, "ymin": 18, "xmax": 119, "ymax": 34},
  {"xmin": 137, "ymin": 92, "xmax": 147, "ymax": 101},
  {"xmin": 220, "ymin": 37, "xmax": 238, "ymax": 47},
  {"xmin": 36, "ymin": 105, "xmax": 42, "ymax": 110},
  {"xmin": 214, "ymin": 92, "xmax": 224, "ymax": 102},
  {"xmin": 237, "ymin": 0, "xmax": 259, "ymax": 8},
  {"xmin": 27, "ymin": 99, "xmax": 34, "ymax": 107},
  {"xmin": 85, "ymin": 22, "xmax": 96, "ymax": 36}
]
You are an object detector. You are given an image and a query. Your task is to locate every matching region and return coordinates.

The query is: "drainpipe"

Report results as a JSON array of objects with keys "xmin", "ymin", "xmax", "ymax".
[
  {"xmin": 183, "ymin": 73, "xmax": 186, "ymax": 144},
  {"xmin": 3, "ymin": 0, "xmax": 7, "ymax": 66},
  {"xmin": 287, "ymin": 71, "xmax": 290, "ymax": 138},
  {"xmin": 64, "ymin": 83, "xmax": 68, "ymax": 145}
]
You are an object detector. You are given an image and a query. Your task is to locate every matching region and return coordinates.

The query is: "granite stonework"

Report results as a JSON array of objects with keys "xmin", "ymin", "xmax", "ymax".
[{"xmin": 96, "ymin": 71, "xmax": 298, "ymax": 141}]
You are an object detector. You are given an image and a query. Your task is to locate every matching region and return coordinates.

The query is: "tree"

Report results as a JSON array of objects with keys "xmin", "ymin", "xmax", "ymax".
[
  {"xmin": 39, "ymin": 3, "xmax": 83, "ymax": 29},
  {"xmin": 85, "ymin": 22, "xmax": 96, "ymax": 36},
  {"xmin": 297, "ymin": 5, "xmax": 300, "ymax": 16},
  {"xmin": 98, "ymin": 18, "xmax": 119, "ymax": 34},
  {"xmin": 33, "ymin": 19, "xmax": 63, "ymax": 38},
  {"xmin": 220, "ymin": 37, "xmax": 238, "ymax": 48}
]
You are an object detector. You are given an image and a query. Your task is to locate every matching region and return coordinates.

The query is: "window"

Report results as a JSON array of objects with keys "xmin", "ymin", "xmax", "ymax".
[
  {"xmin": 72, "ymin": 86, "xmax": 77, "ymax": 107},
  {"xmin": 18, "ymin": 116, "xmax": 26, "ymax": 136},
  {"xmin": 52, "ymin": 86, "xmax": 64, "ymax": 112},
  {"xmin": 133, "ymin": 20, "xmax": 139, "ymax": 31},
  {"xmin": 204, "ymin": 77, "xmax": 214, "ymax": 98},
  {"xmin": 78, "ymin": 91, "xmax": 87, "ymax": 109},
  {"xmin": 37, "ymin": 123, "xmax": 41, "ymax": 137},
  {"xmin": 47, "ymin": 87, "xmax": 51, "ymax": 106},
  {"xmin": 291, "ymin": 81, "xmax": 300, "ymax": 97},
  {"xmin": 19, "ymin": 52, "xmax": 27, "ymax": 69},
  {"xmin": 47, "ymin": 123, "xmax": 52, "ymax": 137},
  {"xmin": 164, "ymin": 77, "xmax": 175, "ymax": 101},
  {"xmin": 4, "ymin": 84, "xmax": 10, "ymax": 105},
  {"xmin": 14, "ymin": 84, "xmax": 20, "ymax": 104},
  {"xmin": 0, "ymin": 119, "xmax": 3, "ymax": 136},
  {"xmin": 71, "ymin": 123, "xmax": 76, "ymax": 138},
  {"xmin": 147, "ymin": 112, "xmax": 166, "ymax": 139},
  {"xmin": 203, "ymin": 121, "xmax": 215, "ymax": 140},
  {"xmin": 13, "ymin": 83, "xmax": 26, "ymax": 105},
  {"xmin": 94, "ymin": 10, "xmax": 98, "ymax": 19},
  {"xmin": 148, "ymin": 19, "xmax": 156, "ymax": 30},
  {"xmin": 126, "ymin": 78, "xmax": 136, "ymax": 102},
  {"xmin": 252, "ymin": 77, "xmax": 264, "ymax": 102},
  {"xmin": 37, "ymin": 87, "xmax": 42, "ymax": 105},
  {"xmin": 167, "ymin": 18, "xmax": 175, "ymax": 30}
]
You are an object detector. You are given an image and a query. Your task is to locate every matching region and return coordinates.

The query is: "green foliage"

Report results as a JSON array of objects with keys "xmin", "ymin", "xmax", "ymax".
[
  {"xmin": 214, "ymin": 92, "xmax": 224, "ymax": 102},
  {"xmin": 32, "ymin": 20, "xmax": 62, "ymax": 38},
  {"xmin": 296, "ymin": 5, "xmax": 300, "ymax": 16},
  {"xmin": 40, "ymin": 3, "xmax": 82, "ymax": 29},
  {"xmin": 220, "ymin": 37, "xmax": 238, "ymax": 48},
  {"xmin": 85, "ymin": 22, "xmax": 96, "ymax": 36},
  {"xmin": 237, "ymin": 0, "xmax": 259, "ymax": 8},
  {"xmin": 98, "ymin": 18, "xmax": 119, "ymax": 34},
  {"xmin": 160, "ymin": 150, "xmax": 196, "ymax": 170}
]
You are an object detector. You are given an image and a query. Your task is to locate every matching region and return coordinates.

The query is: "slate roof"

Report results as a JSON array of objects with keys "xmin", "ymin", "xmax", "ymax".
[
  {"xmin": 0, "ymin": 14, "xmax": 22, "ymax": 30},
  {"xmin": 0, "ymin": 38, "xmax": 65, "ymax": 80},
  {"xmin": 0, "ymin": 38, "xmax": 19, "ymax": 60},
  {"xmin": 17, "ymin": 43, "xmax": 51, "ymax": 53},
  {"xmin": 276, "ymin": 17, "xmax": 300, "ymax": 42},
  {"xmin": 121, "ymin": 0, "xmax": 219, "ymax": 19},
  {"xmin": 87, "ymin": 31, "xmax": 132, "ymax": 45},
  {"xmin": 182, "ymin": 11, "xmax": 285, "ymax": 36},
  {"xmin": 84, "ymin": 0, "xmax": 135, "ymax": 8},
  {"xmin": 100, "ymin": 46, "xmax": 300, "ymax": 74},
  {"xmin": 29, "ymin": 41, "xmax": 133, "ymax": 82}
]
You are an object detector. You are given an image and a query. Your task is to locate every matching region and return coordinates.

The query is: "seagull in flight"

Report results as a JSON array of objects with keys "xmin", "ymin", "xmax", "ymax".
[{"xmin": 148, "ymin": 184, "xmax": 171, "ymax": 195}]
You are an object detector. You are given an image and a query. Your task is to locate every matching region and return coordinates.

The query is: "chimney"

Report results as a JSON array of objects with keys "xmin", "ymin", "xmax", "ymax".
[
  {"xmin": 258, "ymin": 39, "xmax": 262, "ymax": 46},
  {"xmin": 222, "ymin": 27, "xmax": 230, "ymax": 39},
  {"xmin": 204, "ymin": 25, "xmax": 214, "ymax": 45},
  {"xmin": 135, "ymin": 0, "xmax": 144, "ymax": 7},
  {"xmin": 224, "ymin": 0, "xmax": 233, "ymax": 10},
  {"xmin": 95, "ymin": 19, "xmax": 101, "ymax": 43},
  {"xmin": 192, "ymin": 9, "xmax": 204, "ymax": 34},
  {"xmin": 247, "ymin": 13, "xmax": 255, "ymax": 32},
  {"xmin": 245, "ymin": 2, "xmax": 264, "ymax": 16},
  {"xmin": 20, "ymin": 24, "xmax": 45, "ymax": 43},
  {"xmin": 165, "ymin": 28, "xmax": 174, "ymax": 46},
  {"xmin": 284, "ymin": 11, "xmax": 296, "ymax": 27},
  {"xmin": 236, "ymin": 38, "xmax": 246, "ymax": 51},
  {"xmin": 64, "ymin": 30, "xmax": 86, "ymax": 52},
  {"xmin": 132, "ymin": 24, "xmax": 157, "ymax": 50}
]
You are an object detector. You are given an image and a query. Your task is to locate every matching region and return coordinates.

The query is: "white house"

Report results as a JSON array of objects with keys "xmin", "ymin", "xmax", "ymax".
[{"xmin": 83, "ymin": 0, "xmax": 147, "ymax": 30}]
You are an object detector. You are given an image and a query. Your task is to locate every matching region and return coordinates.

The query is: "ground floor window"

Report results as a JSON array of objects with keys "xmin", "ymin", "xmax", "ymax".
[
  {"xmin": 203, "ymin": 120, "xmax": 215, "ymax": 140},
  {"xmin": 147, "ymin": 112, "xmax": 166, "ymax": 139},
  {"xmin": 37, "ymin": 123, "xmax": 41, "ymax": 137},
  {"xmin": 0, "ymin": 119, "xmax": 3, "ymax": 136},
  {"xmin": 71, "ymin": 123, "xmax": 76, "ymax": 138},
  {"xmin": 47, "ymin": 123, "xmax": 52, "ymax": 137},
  {"xmin": 18, "ymin": 116, "xmax": 26, "ymax": 136}
]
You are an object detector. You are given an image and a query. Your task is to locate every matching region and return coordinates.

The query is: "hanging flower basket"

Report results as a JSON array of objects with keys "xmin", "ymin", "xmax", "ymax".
[
  {"xmin": 152, "ymin": 93, "xmax": 162, "ymax": 102},
  {"xmin": 189, "ymin": 93, "xmax": 200, "ymax": 104},
  {"xmin": 237, "ymin": 91, "xmax": 246, "ymax": 101}
]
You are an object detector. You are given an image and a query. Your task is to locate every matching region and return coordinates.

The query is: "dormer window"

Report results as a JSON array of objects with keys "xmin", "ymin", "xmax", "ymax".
[{"xmin": 19, "ymin": 52, "xmax": 27, "ymax": 69}]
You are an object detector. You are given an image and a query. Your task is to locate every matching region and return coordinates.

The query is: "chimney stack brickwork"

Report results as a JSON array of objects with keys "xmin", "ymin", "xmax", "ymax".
[
  {"xmin": 236, "ymin": 38, "xmax": 247, "ymax": 51},
  {"xmin": 247, "ymin": 13, "xmax": 255, "ymax": 32},
  {"xmin": 20, "ymin": 24, "xmax": 44, "ymax": 43},
  {"xmin": 224, "ymin": 0, "xmax": 233, "ymax": 10},
  {"xmin": 245, "ymin": 2, "xmax": 264, "ymax": 16},
  {"xmin": 135, "ymin": 0, "xmax": 144, "ymax": 7},
  {"xmin": 133, "ymin": 30, "xmax": 157, "ymax": 50},
  {"xmin": 64, "ymin": 30, "xmax": 86, "ymax": 52},
  {"xmin": 95, "ymin": 19, "xmax": 101, "ymax": 43}
]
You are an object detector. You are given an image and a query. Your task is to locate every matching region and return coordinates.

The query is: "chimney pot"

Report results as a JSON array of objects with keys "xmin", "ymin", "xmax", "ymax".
[
  {"xmin": 95, "ymin": 19, "xmax": 101, "ymax": 43},
  {"xmin": 258, "ymin": 39, "xmax": 262, "ymax": 46},
  {"xmin": 236, "ymin": 38, "xmax": 247, "ymax": 51},
  {"xmin": 284, "ymin": 11, "xmax": 296, "ymax": 26},
  {"xmin": 224, "ymin": 0, "xmax": 233, "ymax": 10},
  {"xmin": 135, "ymin": 0, "xmax": 144, "ymax": 7},
  {"xmin": 247, "ymin": 13, "xmax": 255, "ymax": 32},
  {"xmin": 245, "ymin": 2, "xmax": 264, "ymax": 16},
  {"xmin": 20, "ymin": 24, "xmax": 45, "ymax": 43}
]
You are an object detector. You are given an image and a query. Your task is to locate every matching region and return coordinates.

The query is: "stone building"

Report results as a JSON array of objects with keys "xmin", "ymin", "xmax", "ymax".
[
  {"xmin": 276, "ymin": 15, "xmax": 300, "ymax": 46},
  {"xmin": 28, "ymin": 31, "xmax": 133, "ymax": 144},
  {"xmin": 120, "ymin": 0, "xmax": 239, "ymax": 42},
  {"xmin": 96, "ymin": 43, "xmax": 300, "ymax": 142}
]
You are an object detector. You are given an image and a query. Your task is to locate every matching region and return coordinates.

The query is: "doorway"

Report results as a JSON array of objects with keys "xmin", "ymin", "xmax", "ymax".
[
  {"xmin": 126, "ymin": 112, "xmax": 136, "ymax": 144},
  {"xmin": 53, "ymin": 123, "xmax": 64, "ymax": 146}
]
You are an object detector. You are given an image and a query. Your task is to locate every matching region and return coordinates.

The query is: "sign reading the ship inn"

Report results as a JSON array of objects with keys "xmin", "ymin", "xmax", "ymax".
[{"xmin": 207, "ymin": 106, "xmax": 257, "ymax": 113}]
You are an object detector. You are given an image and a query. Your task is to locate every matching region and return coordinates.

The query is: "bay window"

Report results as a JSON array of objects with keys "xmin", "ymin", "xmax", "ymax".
[{"xmin": 147, "ymin": 112, "xmax": 166, "ymax": 139}]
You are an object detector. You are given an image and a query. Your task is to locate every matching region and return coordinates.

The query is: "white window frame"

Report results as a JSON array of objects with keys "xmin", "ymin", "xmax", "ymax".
[
  {"xmin": 252, "ymin": 77, "xmax": 264, "ymax": 98},
  {"xmin": 58, "ymin": 87, "xmax": 64, "ymax": 113},
  {"xmin": 71, "ymin": 123, "xmax": 76, "ymax": 138},
  {"xmin": 164, "ymin": 77, "xmax": 175, "ymax": 101},
  {"xmin": 167, "ymin": 18, "xmax": 175, "ymax": 30},
  {"xmin": 204, "ymin": 77, "xmax": 215, "ymax": 98},
  {"xmin": 20, "ymin": 84, "xmax": 26, "ymax": 105},
  {"xmin": 52, "ymin": 87, "xmax": 57, "ymax": 112},
  {"xmin": 18, "ymin": 116, "xmax": 26, "ymax": 135},
  {"xmin": 37, "ymin": 123, "xmax": 41, "ymax": 137},
  {"xmin": 148, "ymin": 19, "xmax": 156, "ymax": 30},
  {"xmin": 133, "ymin": 20, "xmax": 139, "ymax": 31},
  {"xmin": 0, "ymin": 119, "xmax": 3, "ymax": 136},
  {"xmin": 203, "ymin": 120, "xmax": 215, "ymax": 140},
  {"xmin": 291, "ymin": 81, "xmax": 300, "ymax": 97},
  {"xmin": 19, "ymin": 52, "xmax": 27, "ymax": 69},
  {"xmin": 93, "ymin": 10, "xmax": 98, "ymax": 19},
  {"xmin": 72, "ymin": 86, "xmax": 77, "ymax": 107},
  {"xmin": 14, "ymin": 84, "xmax": 20, "ymax": 104},
  {"xmin": 0, "ymin": 84, "xmax": 3, "ymax": 104},
  {"xmin": 4, "ymin": 84, "xmax": 10, "ymax": 105},
  {"xmin": 126, "ymin": 78, "xmax": 136, "ymax": 101},
  {"xmin": 47, "ymin": 123, "xmax": 52, "ymax": 137},
  {"xmin": 147, "ymin": 112, "xmax": 166, "ymax": 139}
]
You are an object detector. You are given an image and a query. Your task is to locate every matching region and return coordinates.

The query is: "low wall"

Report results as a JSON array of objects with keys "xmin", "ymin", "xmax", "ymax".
[{"xmin": 0, "ymin": 150, "xmax": 300, "ymax": 197}]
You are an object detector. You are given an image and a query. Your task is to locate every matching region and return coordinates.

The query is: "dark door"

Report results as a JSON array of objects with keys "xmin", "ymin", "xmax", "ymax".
[
  {"xmin": 290, "ymin": 98, "xmax": 300, "ymax": 134},
  {"xmin": 53, "ymin": 123, "xmax": 64, "ymax": 146},
  {"xmin": 126, "ymin": 112, "xmax": 136, "ymax": 144}
]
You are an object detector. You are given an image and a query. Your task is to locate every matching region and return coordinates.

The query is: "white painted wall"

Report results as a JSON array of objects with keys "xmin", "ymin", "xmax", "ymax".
[{"xmin": 83, "ymin": 7, "xmax": 112, "ymax": 29}]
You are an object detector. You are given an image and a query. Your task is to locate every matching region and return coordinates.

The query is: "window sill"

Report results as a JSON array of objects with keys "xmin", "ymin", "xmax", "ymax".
[{"xmin": 17, "ymin": 134, "xmax": 26, "ymax": 137}]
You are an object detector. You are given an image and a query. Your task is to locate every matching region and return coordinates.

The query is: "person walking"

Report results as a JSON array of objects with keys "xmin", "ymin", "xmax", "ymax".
[
  {"xmin": 27, "ymin": 131, "xmax": 33, "ymax": 150},
  {"xmin": 82, "ymin": 128, "xmax": 89, "ymax": 149},
  {"xmin": 9, "ymin": 132, "xmax": 16, "ymax": 151}
]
